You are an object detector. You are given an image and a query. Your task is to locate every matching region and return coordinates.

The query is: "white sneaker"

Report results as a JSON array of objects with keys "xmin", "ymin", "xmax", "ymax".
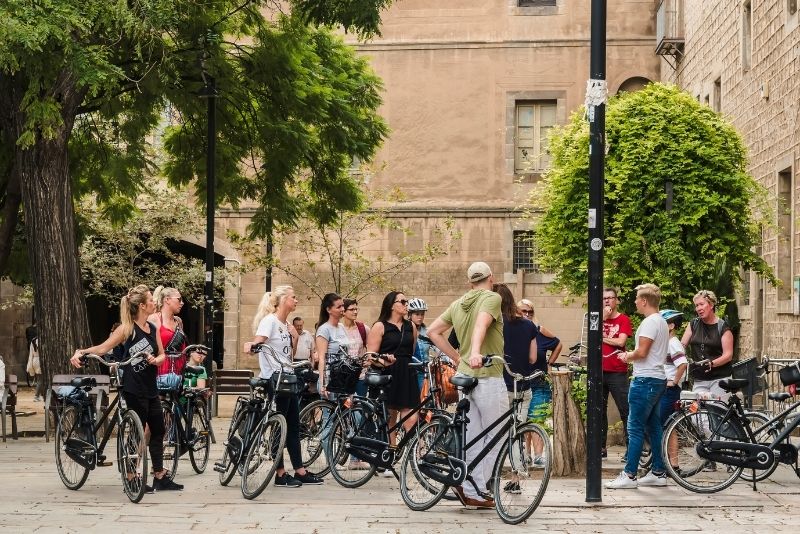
[
  {"xmin": 638, "ymin": 471, "xmax": 667, "ymax": 487},
  {"xmin": 604, "ymin": 471, "xmax": 638, "ymax": 489},
  {"xmin": 380, "ymin": 469, "xmax": 394, "ymax": 478}
]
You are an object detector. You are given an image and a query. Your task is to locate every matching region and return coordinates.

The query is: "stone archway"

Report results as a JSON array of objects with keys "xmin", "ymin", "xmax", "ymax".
[{"xmin": 616, "ymin": 76, "xmax": 652, "ymax": 94}]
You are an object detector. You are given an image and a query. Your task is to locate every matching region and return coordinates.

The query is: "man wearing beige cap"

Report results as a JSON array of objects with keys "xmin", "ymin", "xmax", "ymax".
[{"xmin": 427, "ymin": 261, "xmax": 507, "ymax": 509}]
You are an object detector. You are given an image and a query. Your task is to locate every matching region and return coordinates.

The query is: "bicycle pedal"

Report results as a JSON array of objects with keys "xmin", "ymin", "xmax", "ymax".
[
  {"xmin": 97, "ymin": 460, "xmax": 113, "ymax": 467},
  {"xmin": 213, "ymin": 463, "xmax": 226, "ymax": 473}
]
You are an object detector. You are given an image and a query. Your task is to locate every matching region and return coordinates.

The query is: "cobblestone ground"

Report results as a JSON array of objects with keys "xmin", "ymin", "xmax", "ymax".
[{"xmin": 2, "ymin": 390, "xmax": 800, "ymax": 533}]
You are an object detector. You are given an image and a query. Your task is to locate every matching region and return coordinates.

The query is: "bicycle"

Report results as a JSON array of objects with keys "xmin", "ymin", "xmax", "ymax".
[
  {"xmin": 159, "ymin": 344, "xmax": 212, "ymax": 480},
  {"xmin": 661, "ymin": 356, "xmax": 800, "ymax": 493},
  {"xmin": 54, "ymin": 353, "xmax": 149, "ymax": 503},
  {"xmin": 400, "ymin": 355, "xmax": 552, "ymax": 525},
  {"xmin": 324, "ymin": 352, "xmax": 454, "ymax": 489},
  {"xmin": 214, "ymin": 344, "xmax": 310, "ymax": 500}
]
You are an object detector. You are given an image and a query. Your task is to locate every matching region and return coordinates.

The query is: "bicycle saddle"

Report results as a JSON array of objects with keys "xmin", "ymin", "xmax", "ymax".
[
  {"xmin": 718, "ymin": 378, "xmax": 749, "ymax": 392},
  {"xmin": 408, "ymin": 361, "xmax": 425, "ymax": 370},
  {"xmin": 768, "ymin": 391, "xmax": 792, "ymax": 402},
  {"xmin": 365, "ymin": 372, "xmax": 392, "ymax": 387},
  {"xmin": 449, "ymin": 375, "xmax": 477, "ymax": 389},
  {"xmin": 249, "ymin": 378, "xmax": 271, "ymax": 389},
  {"xmin": 70, "ymin": 376, "xmax": 97, "ymax": 389}
]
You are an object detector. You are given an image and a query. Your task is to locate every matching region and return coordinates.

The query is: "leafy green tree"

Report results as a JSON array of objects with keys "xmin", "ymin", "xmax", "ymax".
[
  {"xmin": 532, "ymin": 83, "xmax": 774, "ymax": 312},
  {"xmin": 0, "ymin": 0, "xmax": 390, "ymax": 379}
]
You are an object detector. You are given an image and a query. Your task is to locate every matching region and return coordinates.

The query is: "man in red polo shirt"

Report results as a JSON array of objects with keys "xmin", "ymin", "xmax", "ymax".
[{"xmin": 601, "ymin": 287, "xmax": 632, "ymax": 458}]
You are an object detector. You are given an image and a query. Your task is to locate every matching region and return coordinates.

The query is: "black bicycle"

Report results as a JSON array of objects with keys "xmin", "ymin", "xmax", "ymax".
[
  {"xmin": 401, "ymin": 355, "xmax": 552, "ymax": 525},
  {"xmin": 324, "ymin": 352, "xmax": 453, "ymax": 489},
  {"xmin": 215, "ymin": 344, "xmax": 313, "ymax": 500},
  {"xmin": 54, "ymin": 353, "xmax": 149, "ymax": 503},
  {"xmin": 662, "ymin": 356, "xmax": 800, "ymax": 493},
  {"xmin": 160, "ymin": 344, "xmax": 212, "ymax": 479}
]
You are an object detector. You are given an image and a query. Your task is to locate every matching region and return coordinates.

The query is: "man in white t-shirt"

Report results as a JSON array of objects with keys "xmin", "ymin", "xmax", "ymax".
[{"xmin": 606, "ymin": 283, "xmax": 669, "ymax": 489}]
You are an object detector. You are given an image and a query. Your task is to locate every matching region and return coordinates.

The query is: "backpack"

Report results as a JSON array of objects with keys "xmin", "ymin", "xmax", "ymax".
[{"xmin": 356, "ymin": 321, "xmax": 367, "ymax": 347}]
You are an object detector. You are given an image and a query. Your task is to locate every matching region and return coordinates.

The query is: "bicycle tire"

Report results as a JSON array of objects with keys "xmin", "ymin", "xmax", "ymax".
[
  {"xmin": 241, "ymin": 413, "xmax": 288, "ymax": 500},
  {"xmin": 189, "ymin": 403, "xmax": 211, "ymax": 474},
  {"xmin": 492, "ymin": 423, "xmax": 552, "ymax": 525},
  {"xmin": 161, "ymin": 400, "xmax": 179, "ymax": 480},
  {"xmin": 326, "ymin": 406, "xmax": 377, "ymax": 488},
  {"xmin": 219, "ymin": 407, "xmax": 248, "ymax": 486},
  {"xmin": 299, "ymin": 399, "xmax": 336, "ymax": 477},
  {"xmin": 739, "ymin": 411, "xmax": 780, "ymax": 482},
  {"xmin": 54, "ymin": 405, "xmax": 91, "ymax": 490},
  {"xmin": 399, "ymin": 419, "xmax": 450, "ymax": 511},
  {"xmin": 118, "ymin": 409, "xmax": 148, "ymax": 503},
  {"xmin": 661, "ymin": 408, "xmax": 744, "ymax": 493}
]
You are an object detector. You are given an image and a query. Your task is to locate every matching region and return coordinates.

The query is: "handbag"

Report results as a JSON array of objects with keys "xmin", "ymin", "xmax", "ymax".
[
  {"xmin": 434, "ymin": 362, "xmax": 459, "ymax": 405},
  {"xmin": 779, "ymin": 362, "xmax": 800, "ymax": 387},
  {"xmin": 270, "ymin": 372, "xmax": 304, "ymax": 396}
]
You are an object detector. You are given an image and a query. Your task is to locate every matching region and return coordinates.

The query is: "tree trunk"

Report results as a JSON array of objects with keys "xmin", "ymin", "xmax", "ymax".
[
  {"xmin": 11, "ymin": 75, "xmax": 91, "ymax": 391},
  {"xmin": 550, "ymin": 370, "xmax": 587, "ymax": 476}
]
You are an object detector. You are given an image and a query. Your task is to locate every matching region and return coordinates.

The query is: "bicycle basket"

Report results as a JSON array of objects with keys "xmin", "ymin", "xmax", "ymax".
[
  {"xmin": 270, "ymin": 372, "xmax": 304, "ymax": 396},
  {"xmin": 156, "ymin": 372, "xmax": 182, "ymax": 392},
  {"xmin": 327, "ymin": 358, "xmax": 362, "ymax": 394},
  {"xmin": 779, "ymin": 362, "xmax": 800, "ymax": 387}
]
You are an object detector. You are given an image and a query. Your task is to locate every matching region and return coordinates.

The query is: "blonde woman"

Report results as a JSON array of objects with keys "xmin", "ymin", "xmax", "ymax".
[
  {"xmin": 244, "ymin": 286, "xmax": 323, "ymax": 488},
  {"xmin": 682, "ymin": 289, "xmax": 734, "ymax": 398},
  {"xmin": 70, "ymin": 285, "xmax": 182, "ymax": 491},
  {"xmin": 149, "ymin": 286, "xmax": 187, "ymax": 376}
]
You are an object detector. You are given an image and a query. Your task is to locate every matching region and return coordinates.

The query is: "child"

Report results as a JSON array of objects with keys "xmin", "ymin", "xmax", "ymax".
[
  {"xmin": 182, "ymin": 349, "xmax": 208, "ymax": 390},
  {"xmin": 659, "ymin": 309, "xmax": 688, "ymax": 424}
]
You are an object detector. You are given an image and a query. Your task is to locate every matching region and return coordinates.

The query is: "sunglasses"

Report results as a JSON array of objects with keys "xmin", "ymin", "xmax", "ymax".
[
  {"xmin": 520, "ymin": 309, "xmax": 533, "ymax": 315},
  {"xmin": 395, "ymin": 299, "xmax": 409, "ymax": 306},
  {"xmin": 170, "ymin": 297, "xmax": 184, "ymax": 303}
]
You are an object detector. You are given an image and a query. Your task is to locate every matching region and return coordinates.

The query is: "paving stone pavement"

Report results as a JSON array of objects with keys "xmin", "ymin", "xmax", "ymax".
[{"xmin": 3, "ymin": 387, "xmax": 800, "ymax": 533}]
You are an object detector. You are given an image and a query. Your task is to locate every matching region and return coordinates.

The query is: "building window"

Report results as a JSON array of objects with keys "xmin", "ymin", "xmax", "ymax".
[
  {"xmin": 518, "ymin": 0, "xmax": 557, "ymax": 6},
  {"xmin": 777, "ymin": 167, "xmax": 794, "ymax": 302},
  {"xmin": 742, "ymin": 0, "xmax": 753, "ymax": 71},
  {"xmin": 712, "ymin": 78, "xmax": 722, "ymax": 112},
  {"xmin": 515, "ymin": 101, "xmax": 556, "ymax": 174},
  {"xmin": 513, "ymin": 230, "xmax": 538, "ymax": 272},
  {"xmin": 789, "ymin": 0, "xmax": 798, "ymax": 15}
]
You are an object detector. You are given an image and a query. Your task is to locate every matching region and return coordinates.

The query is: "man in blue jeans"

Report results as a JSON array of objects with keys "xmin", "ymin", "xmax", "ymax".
[{"xmin": 605, "ymin": 283, "xmax": 669, "ymax": 489}]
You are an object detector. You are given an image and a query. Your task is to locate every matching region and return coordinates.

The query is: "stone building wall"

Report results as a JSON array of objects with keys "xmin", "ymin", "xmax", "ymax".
[{"xmin": 660, "ymin": 0, "xmax": 800, "ymax": 358}]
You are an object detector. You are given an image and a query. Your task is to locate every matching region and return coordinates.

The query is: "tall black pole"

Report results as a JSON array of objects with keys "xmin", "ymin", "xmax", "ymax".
[
  {"xmin": 204, "ymin": 76, "xmax": 217, "ymax": 377},
  {"xmin": 586, "ymin": 0, "xmax": 607, "ymax": 503}
]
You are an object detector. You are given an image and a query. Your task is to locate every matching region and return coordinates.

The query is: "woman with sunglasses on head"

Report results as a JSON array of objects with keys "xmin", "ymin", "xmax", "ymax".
[
  {"xmin": 366, "ymin": 291, "xmax": 418, "ymax": 444},
  {"xmin": 71, "ymin": 285, "xmax": 182, "ymax": 492},
  {"xmin": 681, "ymin": 289, "xmax": 734, "ymax": 399},
  {"xmin": 149, "ymin": 286, "xmax": 188, "ymax": 377}
]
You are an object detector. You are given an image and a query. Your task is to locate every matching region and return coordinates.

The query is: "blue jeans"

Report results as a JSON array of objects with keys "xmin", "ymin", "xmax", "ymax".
[
  {"xmin": 659, "ymin": 385, "xmax": 681, "ymax": 427},
  {"xmin": 625, "ymin": 376, "xmax": 666, "ymax": 476}
]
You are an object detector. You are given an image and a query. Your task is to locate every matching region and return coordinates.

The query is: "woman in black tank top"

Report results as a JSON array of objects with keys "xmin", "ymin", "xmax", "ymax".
[
  {"xmin": 71, "ymin": 284, "xmax": 183, "ymax": 492},
  {"xmin": 681, "ymin": 290, "xmax": 734, "ymax": 391}
]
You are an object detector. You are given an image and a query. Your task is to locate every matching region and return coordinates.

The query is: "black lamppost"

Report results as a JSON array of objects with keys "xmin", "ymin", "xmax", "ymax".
[
  {"xmin": 200, "ymin": 74, "xmax": 217, "ymax": 377},
  {"xmin": 586, "ymin": 0, "xmax": 607, "ymax": 503}
]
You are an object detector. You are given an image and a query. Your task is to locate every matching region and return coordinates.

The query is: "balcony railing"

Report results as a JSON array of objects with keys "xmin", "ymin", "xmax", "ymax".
[{"xmin": 656, "ymin": 0, "xmax": 684, "ymax": 68}]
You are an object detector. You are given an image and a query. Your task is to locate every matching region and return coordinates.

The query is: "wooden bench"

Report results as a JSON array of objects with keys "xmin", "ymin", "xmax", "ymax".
[
  {"xmin": 44, "ymin": 374, "xmax": 111, "ymax": 442},
  {"xmin": 1, "ymin": 374, "xmax": 18, "ymax": 442},
  {"xmin": 211, "ymin": 369, "xmax": 254, "ymax": 417}
]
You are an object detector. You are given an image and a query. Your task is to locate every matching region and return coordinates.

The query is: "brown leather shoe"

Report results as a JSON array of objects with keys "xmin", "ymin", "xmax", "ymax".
[{"xmin": 452, "ymin": 485, "xmax": 495, "ymax": 509}]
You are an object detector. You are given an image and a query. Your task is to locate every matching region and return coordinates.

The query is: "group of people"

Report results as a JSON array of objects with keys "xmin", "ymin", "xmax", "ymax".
[{"xmin": 603, "ymin": 285, "xmax": 734, "ymax": 489}]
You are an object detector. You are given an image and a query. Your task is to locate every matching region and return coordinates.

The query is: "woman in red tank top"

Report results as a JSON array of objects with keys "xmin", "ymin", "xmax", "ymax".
[{"xmin": 149, "ymin": 286, "xmax": 187, "ymax": 375}]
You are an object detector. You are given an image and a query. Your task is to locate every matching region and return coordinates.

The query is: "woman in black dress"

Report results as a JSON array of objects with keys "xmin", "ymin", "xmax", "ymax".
[{"xmin": 366, "ymin": 291, "xmax": 419, "ymax": 442}]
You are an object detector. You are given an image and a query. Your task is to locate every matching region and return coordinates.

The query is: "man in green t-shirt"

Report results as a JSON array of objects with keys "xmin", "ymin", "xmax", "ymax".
[{"xmin": 427, "ymin": 261, "xmax": 507, "ymax": 509}]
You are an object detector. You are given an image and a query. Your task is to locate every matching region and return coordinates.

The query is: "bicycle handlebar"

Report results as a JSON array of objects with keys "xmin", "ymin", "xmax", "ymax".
[
  {"xmin": 79, "ymin": 352, "xmax": 150, "ymax": 368},
  {"xmin": 249, "ymin": 343, "xmax": 312, "ymax": 371},
  {"xmin": 481, "ymin": 354, "xmax": 544, "ymax": 382},
  {"xmin": 166, "ymin": 344, "xmax": 210, "ymax": 359}
]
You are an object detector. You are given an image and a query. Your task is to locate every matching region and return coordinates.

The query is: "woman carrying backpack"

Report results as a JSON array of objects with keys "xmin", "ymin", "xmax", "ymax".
[{"xmin": 681, "ymin": 289, "xmax": 734, "ymax": 399}]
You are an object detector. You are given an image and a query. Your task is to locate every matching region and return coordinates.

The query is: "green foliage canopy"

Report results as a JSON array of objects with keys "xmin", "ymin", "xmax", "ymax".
[{"xmin": 532, "ymin": 83, "xmax": 774, "ymax": 311}]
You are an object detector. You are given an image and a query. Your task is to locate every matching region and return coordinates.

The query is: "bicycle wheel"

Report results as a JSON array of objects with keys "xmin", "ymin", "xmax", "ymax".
[
  {"xmin": 299, "ymin": 399, "xmax": 335, "ymax": 477},
  {"xmin": 118, "ymin": 410, "xmax": 148, "ymax": 503},
  {"xmin": 740, "ymin": 411, "xmax": 779, "ymax": 482},
  {"xmin": 241, "ymin": 413, "xmax": 288, "ymax": 500},
  {"xmin": 54, "ymin": 405, "xmax": 91, "ymax": 490},
  {"xmin": 661, "ymin": 408, "xmax": 744, "ymax": 493},
  {"xmin": 219, "ymin": 407, "xmax": 248, "ymax": 486},
  {"xmin": 326, "ymin": 406, "xmax": 378, "ymax": 488},
  {"xmin": 399, "ymin": 419, "xmax": 450, "ymax": 511},
  {"xmin": 189, "ymin": 403, "xmax": 211, "ymax": 474},
  {"xmin": 492, "ymin": 423, "xmax": 552, "ymax": 525},
  {"xmin": 161, "ymin": 401, "xmax": 179, "ymax": 480}
]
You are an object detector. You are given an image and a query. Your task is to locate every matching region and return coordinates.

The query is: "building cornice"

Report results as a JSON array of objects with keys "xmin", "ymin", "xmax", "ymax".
[
  {"xmin": 219, "ymin": 205, "xmax": 540, "ymax": 219},
  {"xmin": 351, "ymin": 37, "xmax": 654, "ymax": 51}
]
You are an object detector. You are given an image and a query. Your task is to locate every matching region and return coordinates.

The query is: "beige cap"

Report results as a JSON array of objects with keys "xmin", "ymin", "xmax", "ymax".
[{"xmin": 467, "ymin": 261, "xmax": 492, "ymax": 283}]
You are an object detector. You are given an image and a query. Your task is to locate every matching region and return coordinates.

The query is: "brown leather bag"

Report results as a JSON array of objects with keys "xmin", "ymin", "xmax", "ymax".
[{"xmin": 435, "ymin": 362, "xmax": 459, "ymax": 405}]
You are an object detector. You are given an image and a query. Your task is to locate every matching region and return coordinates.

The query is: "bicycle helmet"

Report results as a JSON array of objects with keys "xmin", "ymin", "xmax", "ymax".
[
  {"xmin": 659, "ymin": 309, "xmax": 684, "ymax": 327},
  {"xmin": 407, "ymin": 298, "xmax": 428, "ymax": 312}
]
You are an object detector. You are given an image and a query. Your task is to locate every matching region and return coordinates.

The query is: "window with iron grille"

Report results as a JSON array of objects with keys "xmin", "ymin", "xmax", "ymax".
[{"xmin": 513, "ymin": 230, "xmax": 538, "ymax": 272}]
